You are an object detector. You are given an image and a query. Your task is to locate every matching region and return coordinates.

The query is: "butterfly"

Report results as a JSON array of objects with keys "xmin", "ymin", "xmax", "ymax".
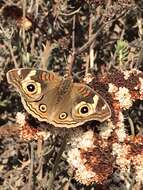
[{"xmin": 7, "ymin": 68, "xmax": 111, "ymax": 128}]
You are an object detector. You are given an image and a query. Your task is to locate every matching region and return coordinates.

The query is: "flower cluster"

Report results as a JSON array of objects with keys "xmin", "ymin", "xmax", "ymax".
[
  {"xmin": 67, "ymin": 130, "xmax": 113, "ymax": 185},
  {"xmin": 67, "ymin": 129, "xmax": 143, "ymax": 185},
  {"xmin": 67, "ymin": 68, "xmax": 143, "ymax": 186},
  {"xmin": 16, "ymin": 112, "xmax": 50, "ymax": 141}
]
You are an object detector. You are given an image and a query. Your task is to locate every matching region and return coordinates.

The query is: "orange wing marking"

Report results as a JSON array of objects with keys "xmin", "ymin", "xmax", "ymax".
[
  {"xmin": 78, "ymin": 86, "xmax": 91, "ymax": 97},
  {"xmin": 41, "ymin": 71, "xmax": 47, "ymax": 81}
]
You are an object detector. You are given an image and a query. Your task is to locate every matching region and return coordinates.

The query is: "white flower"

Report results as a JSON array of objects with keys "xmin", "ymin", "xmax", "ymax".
[
  {"xmin": 123, "ymin": 70, "xmax": 130, "ymax": 80},
  {"xmin": 139, "ymin": 77, "xmax": 143, "ymax": 97},
  {"xmin": 67, "ymin": 148, "xmax": 81, "ymax": 168},
  {"xmin": 112, "ymin": 143, "xmax": 130, "ymax": 171},
  {"xmin": 108, "ymin": 83, "xmax": 118, "ymax": 93},
  {"xmin": 67, "ymin": 129, "xmax": 95, "ymax": 175},
  {"xmin": 123, "ymin": 69, "xmax": 141, "ymax": 80},
  {"xmin": 67, "ymin": 130, "xmax": 102, "ymax": 185},
  {"xmin": 99, "ymin": 121, "xmax": 115, "ymax": 139},
  {"xmin": 116, "ymin": 124, "xmax": 127, "ymax": 142},
  {"xmin": 16, "ymin": 112, "xmax": 26, "ymax": 125},
  {"xmin": 114, "ymin": 112, "xmax": 126, "ymax": 142},
  {"xmin": 118, "ymin": 111, "xmax": 124, "ymax": 123},
  {"xmin": 67, "ymin": 146, "xmax": 96, "ymax": 185},
  {"xmin": 115, "ymin": 87, "xmax": 133, "ymax": 109},
  {"xmin": 69, "ymin": 129, "xmax": 94, "ymax": 149}
]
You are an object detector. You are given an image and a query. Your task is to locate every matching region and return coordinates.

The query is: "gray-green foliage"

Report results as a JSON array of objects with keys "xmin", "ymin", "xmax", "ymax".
[{"xmin": 115, "ymin": 40, "xmax": 129, "ymax": 65}]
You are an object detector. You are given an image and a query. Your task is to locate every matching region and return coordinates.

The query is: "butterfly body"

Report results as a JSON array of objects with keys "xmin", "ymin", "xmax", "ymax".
[{"xmin": 7, "ymin": 69, "xmax": 111, "ymax": 128}]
